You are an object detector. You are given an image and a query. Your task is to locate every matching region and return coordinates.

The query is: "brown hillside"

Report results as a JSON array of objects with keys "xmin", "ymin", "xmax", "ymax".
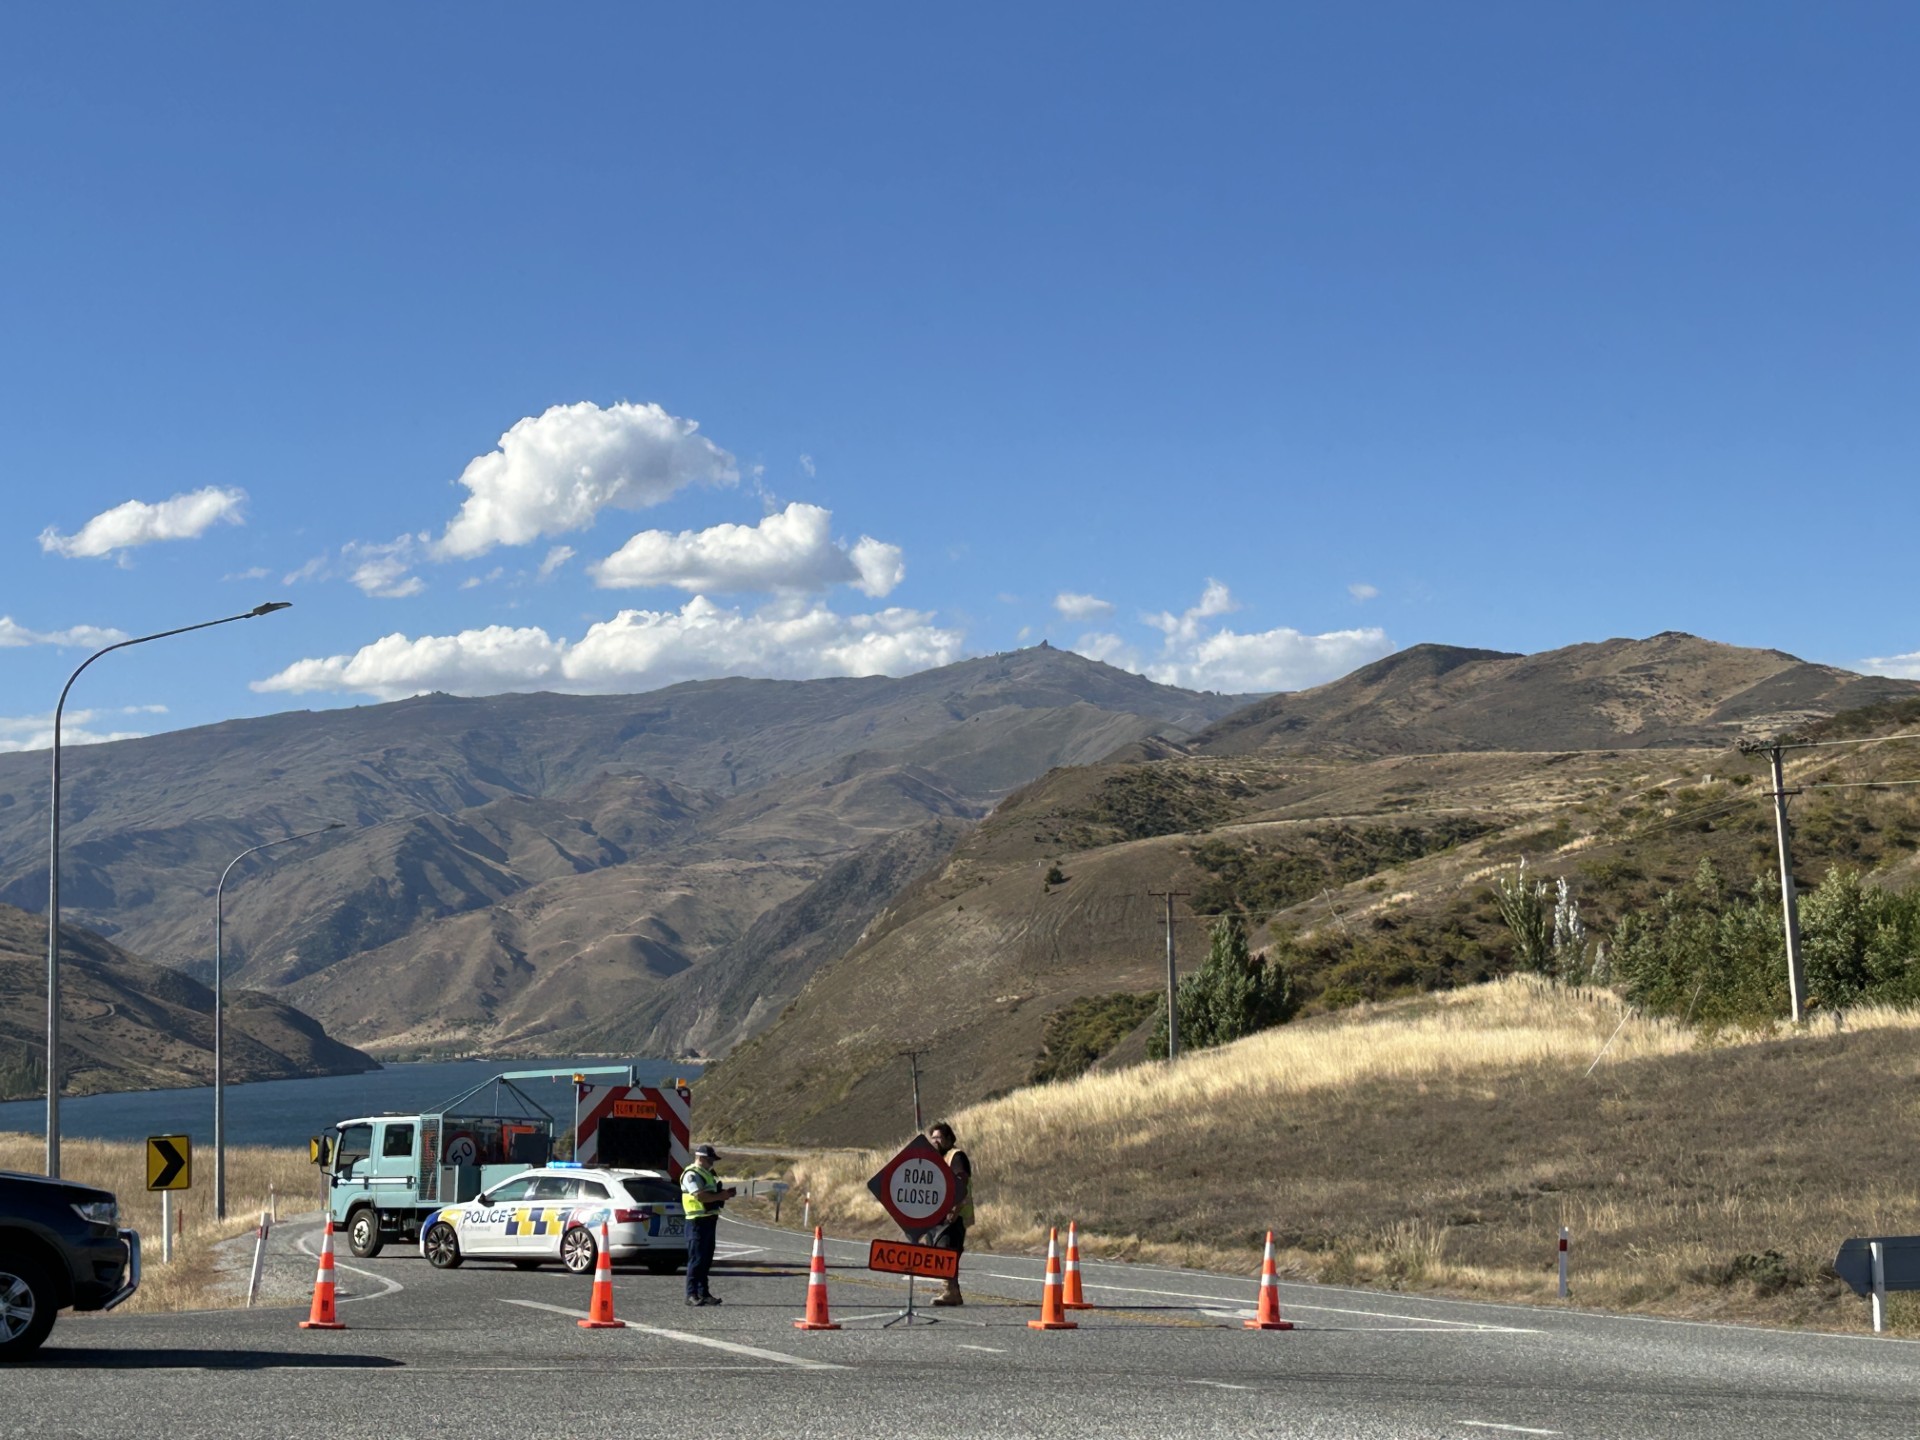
[
  {"xmin": 700, "ymin": 637, "xmax": 1920, "ymax": 1146},
  {"xmin": 1193, "ymin": 633, "xmax": 1920, "ymax": 756},
  {"xmin": 0, "ymin": 904, "xmax": 375, "ymax": 1101}
]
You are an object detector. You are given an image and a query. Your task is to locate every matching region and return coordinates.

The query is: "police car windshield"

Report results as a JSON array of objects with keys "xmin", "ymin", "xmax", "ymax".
[{"xmin": 621, "ymin": 1177, "xmax": 680, "ymax": 1205}]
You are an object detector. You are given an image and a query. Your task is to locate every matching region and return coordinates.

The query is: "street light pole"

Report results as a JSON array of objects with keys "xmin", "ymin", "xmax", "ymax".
[
  {"xmin": 45, "ymin": 601, "xmax": 291, "ymax": 1178},
  {"xmin": 215, "ymin": 821, "xmax": 343, "ymax": 1219}
]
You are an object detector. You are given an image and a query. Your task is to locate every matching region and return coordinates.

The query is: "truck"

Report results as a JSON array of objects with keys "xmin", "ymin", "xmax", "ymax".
[{"xmin": 313, "ymin": 1066, "xmax": 692, "ymax": 1258}]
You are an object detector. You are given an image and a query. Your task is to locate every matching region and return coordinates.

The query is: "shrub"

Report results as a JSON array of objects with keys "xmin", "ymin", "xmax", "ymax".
[{"xmin": 1151, "ymin": 915, "xmax": 1300, "ymax": 1054}]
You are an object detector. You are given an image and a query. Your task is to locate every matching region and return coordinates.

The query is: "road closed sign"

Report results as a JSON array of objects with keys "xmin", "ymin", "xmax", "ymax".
[{"xmin": 866, "ymin": 1133, "xmax": 955, "ymax": 1235}]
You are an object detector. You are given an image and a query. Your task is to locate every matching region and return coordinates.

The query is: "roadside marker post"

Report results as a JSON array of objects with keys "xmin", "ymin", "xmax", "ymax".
[
  {"xmin": 1872, "ymin": 1242, "xmax": 1888, "ymax": 1334},
  {"xmin": 247, "ymin": 1211, "xmax": 271, "ymax": 1307},
  {"xmin": 1558, "ymin": 1228, "xmax": 1570, "ymax": 1300}
]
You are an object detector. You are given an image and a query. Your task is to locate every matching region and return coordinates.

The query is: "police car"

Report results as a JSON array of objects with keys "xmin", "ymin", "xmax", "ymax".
[{"xmin": 417, "ymin": 1164, "xmax": 685, "ymax": 1274}]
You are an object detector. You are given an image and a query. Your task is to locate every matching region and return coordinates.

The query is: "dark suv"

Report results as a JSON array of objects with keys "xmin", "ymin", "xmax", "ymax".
[{"xmin": 1, "ymin": 1169, "xmax": 141, "ymax": 1358}]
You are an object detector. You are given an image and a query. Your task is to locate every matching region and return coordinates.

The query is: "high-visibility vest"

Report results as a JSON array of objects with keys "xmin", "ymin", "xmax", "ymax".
[{"xmin": 681, "ymin": 1164, "xmax": 719, "ymax": 1218}]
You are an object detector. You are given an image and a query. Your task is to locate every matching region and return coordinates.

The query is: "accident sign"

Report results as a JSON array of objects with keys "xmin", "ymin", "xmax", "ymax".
[
  {"xmin": 868, "ymin": 1238, "xmax": 960, "ymax": 1280},
  {"xmin": 865, "ymin": 1133, "xmax": 955, "ymax": 1234}
]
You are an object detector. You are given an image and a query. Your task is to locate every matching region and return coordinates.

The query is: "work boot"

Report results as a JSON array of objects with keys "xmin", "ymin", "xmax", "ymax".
[{"xmin": 931, "ymin": 1280, "xmax": 963, "ymax": 1307}]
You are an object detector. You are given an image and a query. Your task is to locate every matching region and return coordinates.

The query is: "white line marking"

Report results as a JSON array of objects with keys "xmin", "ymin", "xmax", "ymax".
[
  {"xmin": 957, "ymin": 1344, "xmax": 1005, "ymax": 1353},
  {"xmin": 498, "ymin": 1299, "xmax": 848, "ymax": 1370},
  {"xmin": 1184, "ymin": 1380, "xmax": 1252, "ymax": 1391},
  {"xmin": 1456, "ymin": 1424, "xmax": 1561, "ymax": 1435},
  {"xmin": 297, "ymin": 1232, "xmax": 404, "ymax": 1305}
]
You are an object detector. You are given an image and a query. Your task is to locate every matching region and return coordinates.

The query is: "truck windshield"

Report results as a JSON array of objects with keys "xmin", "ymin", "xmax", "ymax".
[{"xmin": 335, "ymin": 1124, "xmax": 372, "ymax": 1172}]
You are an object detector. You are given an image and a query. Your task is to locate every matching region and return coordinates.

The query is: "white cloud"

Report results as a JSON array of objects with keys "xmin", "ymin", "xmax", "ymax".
[
  {"xmin": 538, "ymin": 546, "xmax": 575, "ymax": 580},
  {"xmin": 1145, "ymin": 579, "xmax": 1237, "ymax": 643},
  {"xmin": 1862, "ymin": 650, "xmax": 1920, "ymax": 681},
  {"xmin": 459, "ymin": 567, "xmax": 505, "ymax": 591},
  {"xmin": 40, "ymin": 486, "xmax": 247, "ymax": 559},
  {"xmin": 0, "ymin": 706, "xmax": 163, "ymax": 753},
  {"xmin": 0, "ymin": 617, "xmax": 129, "ymax": 649},
  {"xmin": 435, "ymin": 401, "xmax": 738, "ymax": 559},
  {"xmin": 1054, "ymin": 592, "xmax": 1114, "ymax": 621},
  {"xmin": 282, "ymin": 553, "xmax": 330, "ymax": 586},
  {"xmin": 1349, "ymin": 583, "xmax": 1380, "ymax": 602},
  {"xmin": 252, "ymin": 598, "xmax": 964, "ymax": 700},
  {"xmin": 590, "ymin": 502, "xmax": 905, "ymax": 598},
  {"xmin": 1069, "ymin": 632, "xmax": 1140, "ymax": 669},
  {"xmin": 1148, "ymin": 623, "xmax": 1392, "ymax": 693},
  {"xmin": 799, "ymin": 454, "xmax": 816, "ymax": 478},
  {"xmin": 225, "ymin": 566, "xmax": 272, "ymax": 582},
  {"xmin": 345, "ymin": 536, "xmax": 426, "ymax": 599}
]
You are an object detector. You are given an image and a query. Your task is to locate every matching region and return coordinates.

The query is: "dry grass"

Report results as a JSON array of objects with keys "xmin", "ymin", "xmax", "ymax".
[
  {"xmin": 0, "ymin": 1134, "xmax": 318, "ymax": 1313},
  {"xmin": 790, "ymin": 978, "xmax": 1920, "ymax": 1331}
]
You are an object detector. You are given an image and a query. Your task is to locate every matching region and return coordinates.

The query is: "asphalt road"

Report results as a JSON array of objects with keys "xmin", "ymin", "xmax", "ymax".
[{"xmin": 12, "ymin": 1215, "xmax": 1920, "ymax": 1439}]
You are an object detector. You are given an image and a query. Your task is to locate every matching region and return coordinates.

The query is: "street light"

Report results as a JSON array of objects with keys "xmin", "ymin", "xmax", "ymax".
[
  {"xmin": 45, "ymin": 601, "xmax": 292, "ymax": 1178},
  {"xmin": 215, "ymin": 820, "xmax": 344, "ymax": 1219}
]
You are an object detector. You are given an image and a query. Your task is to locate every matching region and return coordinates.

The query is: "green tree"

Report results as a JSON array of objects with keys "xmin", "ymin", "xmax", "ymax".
[{"xmin": 1151, "ymin": 915, "xmax": 1299, "ymax": 1055}]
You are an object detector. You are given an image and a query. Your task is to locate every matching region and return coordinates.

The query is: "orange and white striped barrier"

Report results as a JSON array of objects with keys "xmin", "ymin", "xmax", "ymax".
[
  {"xmin": 794, "ymin": 1225, "xmax": 841, "ymax": 1330},
  {"xmin": 298, "ymin": 1219, "xmax": 347, "ymax": 1330},
  {"xmin": 579, "ymin": 1222, "xmax": 626, "ymax": 1329},
  {"xmin": 1028, "ymin": 1226, "xmax": 1078, "ymax": 1330},
  {"xmin": 1244, "ymin": 1230, "xmax": 1294, "ymax": 1331},
  {"xmin": 1062, "ymin": 1220, "xmax": 1091, "ymax": 1309}
]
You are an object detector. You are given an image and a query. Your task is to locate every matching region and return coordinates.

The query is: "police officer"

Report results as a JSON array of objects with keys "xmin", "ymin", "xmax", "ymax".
[
  {"xmin": 927, "ymin": 1121, "xmax": 973, "ymax": 1306},
  {"xmin": 681, "ymin": 1143, "xmax": 735, "ymax": 1306}
]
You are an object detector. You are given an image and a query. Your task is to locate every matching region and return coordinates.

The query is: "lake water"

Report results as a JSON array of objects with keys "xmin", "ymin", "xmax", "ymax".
[{"xmin": 0, "ymin": 1056, "xmax": 703, "ymax": 1150}]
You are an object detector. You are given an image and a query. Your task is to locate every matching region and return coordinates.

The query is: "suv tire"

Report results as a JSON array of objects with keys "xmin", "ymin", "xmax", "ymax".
[
  {"xmin": 0, "ymin": 1256, "xmax": 59, "ymax": 1360},
  {"xmin": 347, "ymin": 1207, "xmax": 385, "ymax": 1259}
]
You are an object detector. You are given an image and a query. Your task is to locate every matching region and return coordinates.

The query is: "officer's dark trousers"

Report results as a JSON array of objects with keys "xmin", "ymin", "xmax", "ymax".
[{"xmin": 686, "ymin": 1214, "xmax": 719, "ymax": 1297}]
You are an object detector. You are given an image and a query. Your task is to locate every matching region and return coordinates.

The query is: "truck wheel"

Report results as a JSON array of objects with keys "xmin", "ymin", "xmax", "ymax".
[
  {"xmin": 347, "ymin": 1207, "xmax": 385, "ymax": 1259},
  {"xmin": 560, "ymin": 1227, "xmax": 598, "ymax": 1275},
  {"xmin": 0, "ymin": 1257, "xmax": 58, "ymax": 1360},
  {"xmin": 422, "ymin": 1222, "xmax": 463, "ymax": 1270}
]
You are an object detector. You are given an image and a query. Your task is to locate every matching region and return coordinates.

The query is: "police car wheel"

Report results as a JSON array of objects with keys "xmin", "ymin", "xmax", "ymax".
[
  {"xmin": 422, "ymin": 1222, "xmax": 463, "ymax": 1270},
  {"xmin": 347, "ymin": 1207, "xmax": 384, "ymax": 1259},
  {"xmin": 560, "ymin": 1227, "xmax": 598, "ymax": 1275}
]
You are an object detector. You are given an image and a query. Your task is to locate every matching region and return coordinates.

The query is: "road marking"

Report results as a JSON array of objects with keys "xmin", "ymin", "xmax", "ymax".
[
  {"xmin": 298, "ymin": 1232, "xmax": 404, "ymax": 1305},
  {"xmin": 1184, "ymin": 1380, "xmax": 1252, "ymax": 1391},
  {"xmin": 957, "ymin": 1344, "xmax": 1004, "ymax": 1352},
  {"xmin": 1456, "ymin": 1424, "xmax": 1561, "ymax": 1435},
  {"xmin": 498, "ymin": 1300, "xmax": 848, "ymax": 1370}
]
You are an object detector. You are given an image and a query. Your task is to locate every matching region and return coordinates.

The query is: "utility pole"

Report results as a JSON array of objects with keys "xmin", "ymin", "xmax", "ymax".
[
  {"xmin": 899, "ymin": 1049, "xmax": 923, "ymax": 1132},
  {"xmin": 1743, "ymin": 739, "xmax": 1807, "ymax": 1023},
  {"xmin": 1149, "ymin": 890, "xmax": 1189, "ymax": 1061}
]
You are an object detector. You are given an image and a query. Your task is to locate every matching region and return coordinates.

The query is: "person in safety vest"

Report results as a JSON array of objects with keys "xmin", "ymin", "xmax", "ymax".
[
  {"xmin": 681, "ymin": 1143, "xmax": 735, "ymax": 1306},
  {"xmin": 926, "ymin": 1121, "xmax": 973, "ymax": 1306}
]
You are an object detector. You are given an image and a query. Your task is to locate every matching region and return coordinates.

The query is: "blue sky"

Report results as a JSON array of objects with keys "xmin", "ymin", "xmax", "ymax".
[{"xmin": 3, "ymin": 3, "xmax": 1916, "ymax": 750}]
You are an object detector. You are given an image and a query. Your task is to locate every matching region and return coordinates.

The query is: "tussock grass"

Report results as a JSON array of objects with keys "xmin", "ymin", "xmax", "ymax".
[
  {"xmin": 0, "ymin": 1135, "xmax": 317, "ymax": 1313},
  {"xmin": 791, "ymin": 978, "xmax": 1920, "ymax": 1330}
]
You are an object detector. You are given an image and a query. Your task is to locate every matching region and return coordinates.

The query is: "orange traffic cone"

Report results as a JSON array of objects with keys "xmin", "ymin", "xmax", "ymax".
[
  {"xmin": 791, "ymin": 1236, "xmax": 844, "ymax": 1336},
  {"xmin": 579, "ymin": 1222, "xmax": 626, "ymax": 1329},
  {"xmin": 298, "ymin": 1219, "xmax": 347, "ymax": 1330},
  {"xmin": 1029, "ymin": 1226, "xmax": 1078, "ymax": 1330},
  {"xmin": 1062, "ymin": 1220, "xmax": 1091, "ymax": 1309},
  {"xmin": 1245, "ymin": 1230, "xmax": 1295, "ymax": 1331},
  {"xmin": 794, "ymin": 1225, "xmax": 841, "ymax": 1330}
]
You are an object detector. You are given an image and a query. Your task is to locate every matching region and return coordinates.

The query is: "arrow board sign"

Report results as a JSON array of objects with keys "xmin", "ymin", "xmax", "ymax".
[
  {"xmin": 866, "ymin": 1133, "xmax": 955, "ymax": 1236},
  {"xmin": 147, "ymin": 1134, "xmax": 192, "ymax": 1192}
]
